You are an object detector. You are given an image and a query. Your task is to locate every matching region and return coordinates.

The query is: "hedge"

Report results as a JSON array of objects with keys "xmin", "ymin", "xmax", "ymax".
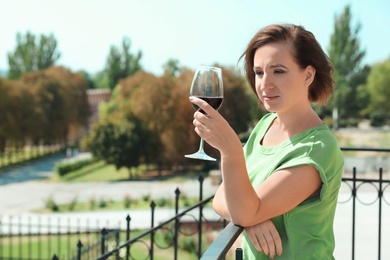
[{"xmin": 55, "ymin": 157, "xmax": 98, "ymax": 176}]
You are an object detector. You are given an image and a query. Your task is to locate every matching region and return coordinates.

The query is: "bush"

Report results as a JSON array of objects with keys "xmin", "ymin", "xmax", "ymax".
[
  {"xmin": 370, "ymin": 110, "xmax": 387, "ymax": 127},
  {"xmin": 339, "ymin": 118, "xmax": 359, "ymax": 128},
  {"xmin": 55, "ymin": 157, "xmax": 98, "ymax": 176},
  {"xmin": 123, "ymin": 194, "xmax": 133, "ymax": 208},
  {"xmin": 45, "ymin": 196, "xmax": 59, "ymax": 212}
]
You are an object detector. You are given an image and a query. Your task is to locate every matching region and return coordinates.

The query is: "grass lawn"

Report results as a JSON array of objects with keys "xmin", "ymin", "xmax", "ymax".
[
  {"xmin": 0, "ymin": 230, "xmax": 200, "ymax": 260},
  {"xmin": 45, "ymin": 160, "xmax": 207, "ymax": 183}
]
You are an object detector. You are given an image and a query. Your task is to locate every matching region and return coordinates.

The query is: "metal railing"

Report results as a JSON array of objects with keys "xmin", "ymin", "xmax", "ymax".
[{"xmin": 96, "ymin": 176, "xmax": 224, "ymax": 260}]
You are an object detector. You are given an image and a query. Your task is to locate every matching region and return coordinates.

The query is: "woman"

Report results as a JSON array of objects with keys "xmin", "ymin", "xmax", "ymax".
[{"xmin": 189, "ymin": 24, "xmax": 344, "ymax": 259}]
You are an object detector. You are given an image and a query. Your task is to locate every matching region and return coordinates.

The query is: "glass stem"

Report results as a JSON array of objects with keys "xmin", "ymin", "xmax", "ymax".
[{"xmin": 198, "ymin": 138, "xmax": 205, "ymax": 152}]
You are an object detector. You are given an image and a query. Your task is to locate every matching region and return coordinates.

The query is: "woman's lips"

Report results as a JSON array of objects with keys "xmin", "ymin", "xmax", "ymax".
[{"xmin": 263, "ymin": 95, "xmax": 279, "ymax": 101}]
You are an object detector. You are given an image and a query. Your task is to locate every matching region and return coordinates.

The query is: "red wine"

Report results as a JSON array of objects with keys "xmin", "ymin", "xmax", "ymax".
[{"xmin": 192, "ymin": 96, "xmax": 223, "ymax": 113}]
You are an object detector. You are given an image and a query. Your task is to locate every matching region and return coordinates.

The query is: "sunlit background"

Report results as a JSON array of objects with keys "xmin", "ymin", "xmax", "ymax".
[{"xmin": 1, "ymin": 0, "xmax": 389, "ymax": 76}]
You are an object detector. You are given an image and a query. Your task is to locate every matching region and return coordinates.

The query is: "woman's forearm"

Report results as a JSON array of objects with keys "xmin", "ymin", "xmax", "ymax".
[{"xmin": 220, "ymin": 152, "xmax": 261, "ymax": 227}]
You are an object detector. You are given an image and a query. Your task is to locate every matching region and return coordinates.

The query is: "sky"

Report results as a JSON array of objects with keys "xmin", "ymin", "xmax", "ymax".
[{"xmin": 1, "ymin": 0, "xmax": 390, "ymax": 76}]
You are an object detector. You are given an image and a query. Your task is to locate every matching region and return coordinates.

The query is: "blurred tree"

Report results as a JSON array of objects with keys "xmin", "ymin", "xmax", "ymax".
[
  {"xmin": 111, "ymin": 66, "xmax": 256, "ymax": 165},
  {"xmin": 0, "ymin": 78, "xmax": 40, "ymax": 149},
  {"xmin": 363, "ymin": 57, "xmax": 390, "ymax": 121},
  {"xmin": 7, "ymin": 31, "xmax": 60, "ymax": 80},
  {"xmin": 163, "ymin": 58, "xmax": 180, "ymax": 76},
  {"xmin": 218, "ymin": 66, "xmax": 260, "ymax": 134},
  {"xmin": 77, "ymin": 70, "xmax": 96, "ymax": 89},
  {"xmin": 0, "ymin": 78, "xmax": 12, "ymax": 151},
  {"xmin": 92, "ymin": 70, "xmax": 110, "ymax": 89},
  {"xmin": 105, "ymin": 37, "xmax": 142, "ymax": 90},
  {"xmin": 87, "ymin": 115, "xmax": 154, "ymax": 178},
  {"xmin": 21, "ymin": 67, "xmax": 89, "ymax": 145},
  {"xmin": 328, "ymin": 5, "xmax": 366, "ymax": 129}
]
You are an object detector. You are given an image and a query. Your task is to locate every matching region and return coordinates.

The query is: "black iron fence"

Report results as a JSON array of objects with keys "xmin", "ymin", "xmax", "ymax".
[
  {"xmin": 0, "ymin": 215, "xmax": 121, "ymax": 259},
  {"xmin": 0, "ymin": 147, "xmax": 389, "ymax": 259},
  {"xmin": 0, "ymin": 176, "xmax": 226, "ymax": 260}
]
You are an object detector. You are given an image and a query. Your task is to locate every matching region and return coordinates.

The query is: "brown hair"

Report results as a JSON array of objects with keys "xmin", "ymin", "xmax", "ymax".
[{"xmin": 240, "ymin": 24, "xmax": 334, "ymax": 106}]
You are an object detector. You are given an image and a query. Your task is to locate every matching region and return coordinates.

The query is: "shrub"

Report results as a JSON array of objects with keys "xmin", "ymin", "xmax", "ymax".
[
  {"xmin": 68, "ymin": 197, "xmax": 78, "ymax": 211},
  {"xmin": 89, "ymin": 196, "xmax": 97, "ymax": 210},
  {"xmin": 45, "ymin": 196, "xmax": 59, "ymax": 212},
  {"xmin": 370, "ymin": 110, "xmax": 387, "ymax": 127},
  {"xmin": 123, "ymin": 194, "xmax": 133, "ymax": 208},
  {"xmin": 142, "ymin": 193, "xmax": 151, "ymax": 202},
  {"xmin": 55, "ymin": 157, "xmax": 98, "ymax": 176}
]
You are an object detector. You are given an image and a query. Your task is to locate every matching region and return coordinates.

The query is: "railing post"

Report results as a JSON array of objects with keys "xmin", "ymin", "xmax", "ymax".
[
  {"xmin": 174, "ymin": 188, "xmax": 181, "ymax": 260},
  {"xmin": 77, "ymin": 240, "xmax": 83, "ymax": 260},
  {"xmin": 352, "ymin": 167, "xmax": 356, "ymax": 260},
  {"xmin": 125, "ymin": 215, "xmax": 131, "ymax": 260},
  {"xmin": 115, "ymin": 230, "xmax": 120, "ymax": 260},
  {"xmin": 52, "ymin": 254, "xmax": 59, "ymax": 260},
  {"xmin": 150, "ymin": 201, "xmax": 156, "ymax": 260},
  {"xmin": 235, "ymin": 248, "xmax": 243, "ymax": 260},
  {"xmin": 101, "ymin": 228, "xmax": 107, "ymax": 255},
  {"xmin": 378, "ymin": 167, "xmax": 383, "ymax": 260},
  {"xmin": 198, "ymin": 175, "xmax": 204, "ymax": 258}
]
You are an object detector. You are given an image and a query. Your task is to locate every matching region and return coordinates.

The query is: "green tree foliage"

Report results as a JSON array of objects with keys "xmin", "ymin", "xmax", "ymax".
[
  {"xmin": 328, "ymin": 5, "xmax": 366, "ymax": 129},
  {"xmin": 87, "ymin": 115, "xmax": 154, "ymax": 177},
  {"xmin": 363, "ymin": 57, "xmax": 390, "ymax": 124},
  {"xmin": 7, "ymin": 31, "xmax": 61, "ymax": 80},
  {"xmin": 77, "ymin": 70, "xmax": 96, "ymax": 89},
  {"xmin": 163, "ymin": 58, "xmax": 180, "ymax": 76},
  {"xmin": 105, "ymin": 37, "xmax": 142, "ymax": 90},
  {"xmin": 91, "ymin": 70, "xmax": 110, "ymax": 89}
]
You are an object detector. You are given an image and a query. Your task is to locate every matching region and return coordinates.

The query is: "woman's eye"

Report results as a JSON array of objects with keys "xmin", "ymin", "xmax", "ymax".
[
  {"xmin": 274, "ymin": 70, "xmax": 285, "ymax": 74},
  {"xmin": 255, "ymin": 70, "xmax": 264, "ymax": 76}
]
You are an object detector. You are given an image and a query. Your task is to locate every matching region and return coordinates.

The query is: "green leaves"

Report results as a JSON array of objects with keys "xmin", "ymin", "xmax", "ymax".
[
  {"xmin": 7, "ymin": 31, "xmax": 61, "ymax": 80},
  {"xmin": 105, "ymin": 36, "xmax": 142, "ymax": 90},
  {"xmin": 87, "ymin": 115, "xmax": 154, "ymax": 173}
]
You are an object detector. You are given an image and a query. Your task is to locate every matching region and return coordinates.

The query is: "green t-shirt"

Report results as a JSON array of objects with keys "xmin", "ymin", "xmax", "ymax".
[{"xmin": 241, "ymin": 113, "xmax": 344, "ymax": 260}]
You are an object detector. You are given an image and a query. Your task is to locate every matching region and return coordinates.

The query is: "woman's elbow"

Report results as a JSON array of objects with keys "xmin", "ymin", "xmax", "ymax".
[
  {"xmin": 212, "ymin": 200, "xmax": 231, "ymax": 220},
  {"xmin": 229, "ymin": 211, "xmax": 260, "ymax": 227}
]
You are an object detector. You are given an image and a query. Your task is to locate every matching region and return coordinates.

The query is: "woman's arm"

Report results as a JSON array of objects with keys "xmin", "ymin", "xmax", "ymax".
[
  {"xmin": 219, "ymin": 161, "xmax": 322, "ymax": 227},
  {"xmin": 190, "ymin": 97, "xmax": 321, "ymax": 226},
  {"xmin": 212, "ymin": 182, "xmax": 231, "ymax": 220}
]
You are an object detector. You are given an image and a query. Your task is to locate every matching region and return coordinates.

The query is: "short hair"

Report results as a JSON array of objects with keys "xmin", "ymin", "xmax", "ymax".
[{"xmin": 240, "ymin": 24, "xmax": 334, "ymax": 106}]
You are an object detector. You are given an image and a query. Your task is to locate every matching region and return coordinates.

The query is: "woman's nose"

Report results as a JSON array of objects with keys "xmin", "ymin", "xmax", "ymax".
[{"xmin": 258, "ymin": 73, "xmax": 272, "ymax": 90}]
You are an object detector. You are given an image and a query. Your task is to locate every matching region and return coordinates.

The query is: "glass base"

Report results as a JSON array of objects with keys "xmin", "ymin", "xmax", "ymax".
[{"xmin": 184, "ymin": 151, "xmax": 217, "ymax": 161}]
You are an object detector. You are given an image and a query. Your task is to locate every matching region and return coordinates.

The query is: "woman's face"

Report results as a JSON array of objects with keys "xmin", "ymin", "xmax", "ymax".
[{"xmin": 253, "ymin": 42, "xmax": 314, "ymax": 114}]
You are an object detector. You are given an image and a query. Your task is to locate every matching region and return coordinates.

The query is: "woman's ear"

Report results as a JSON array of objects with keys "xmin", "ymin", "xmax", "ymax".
[{"xmin": 304, "ymin": 65, "xmax": 316, "ymax": 86}]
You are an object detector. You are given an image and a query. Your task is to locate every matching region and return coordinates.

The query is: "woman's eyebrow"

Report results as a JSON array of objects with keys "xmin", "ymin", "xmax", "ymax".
[{"xmin": 269, "ymin": 64, "xmax": 287, "ymax": 69}]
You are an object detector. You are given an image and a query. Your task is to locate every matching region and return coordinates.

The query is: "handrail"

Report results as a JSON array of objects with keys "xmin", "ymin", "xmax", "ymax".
[
  {"xmin": 200, "ymin": 222, "xmax": 244, "ymax": 260},
  {"xmin": 340, "ymin": 147, "xmax": 390, "ymax": 152}
]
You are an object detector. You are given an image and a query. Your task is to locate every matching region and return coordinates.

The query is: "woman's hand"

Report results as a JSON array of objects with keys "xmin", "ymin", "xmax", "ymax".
[
  {"xmin": 245, "ymin": 219, "xmax": 282, "ymax": 259},
  {"xmin": 189, "ymin": 96, "xmax": 241, "ymax": 156}
]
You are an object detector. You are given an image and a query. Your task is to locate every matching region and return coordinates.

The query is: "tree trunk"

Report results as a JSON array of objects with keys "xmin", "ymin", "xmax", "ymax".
[{"xmin": 332, "ymin": 107, "xmax": 339, "ymax": 130}]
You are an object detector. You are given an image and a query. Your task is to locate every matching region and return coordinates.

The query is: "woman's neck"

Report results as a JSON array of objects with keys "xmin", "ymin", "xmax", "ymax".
[{"xmin": 274, "ymin": 106, "xmax": 322, "ymax": 136}]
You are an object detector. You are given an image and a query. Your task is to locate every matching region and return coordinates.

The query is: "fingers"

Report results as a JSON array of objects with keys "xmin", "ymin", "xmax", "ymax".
[
  {"xmin": 189, "ymin": 96, "xmax": 217, "ymax": 117},
  {"xmin": 245, "ymin": 221, "xmax": 283, "ymax": 259}
]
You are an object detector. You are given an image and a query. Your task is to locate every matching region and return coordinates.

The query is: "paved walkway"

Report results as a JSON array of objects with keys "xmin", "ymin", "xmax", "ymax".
[{"xmin": 0, "ymin": 178, "xmax": 218, "ymax": 215}]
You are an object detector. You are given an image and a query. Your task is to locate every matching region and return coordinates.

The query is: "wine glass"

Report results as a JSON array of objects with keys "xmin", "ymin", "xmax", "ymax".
[{"xmin": 185, "ymin": 65, "xmax": 224, "ymax": 161}]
